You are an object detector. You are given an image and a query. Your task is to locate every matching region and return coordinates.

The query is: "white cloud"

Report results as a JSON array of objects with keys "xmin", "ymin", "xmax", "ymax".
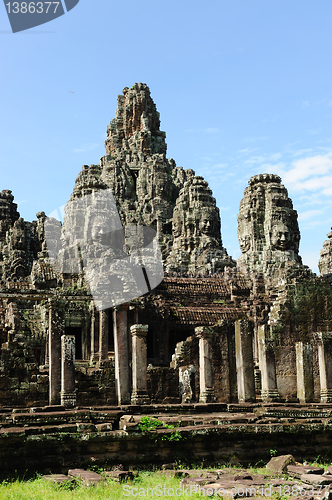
[
  {"xmin": 268, "ymin": 153, "xmax": 282, "ymax": 162},
  {"xmin": 302, "ymin": 100, "xmax": 310, "ymax": 108},
  {"xmin": 298, "ymin": 209, "xmax": 324, "ymax": 221},
  {"xmin": 290, "ymin": 148, "xmax": 313, "ymax": 157},
  {"xmin": 237, "ymin": 147, "xmax": 260, "ymax": 155},
  {"xmin": 244, "ymin": 156, "xmax": 266, "ymax": 165},
  {"xmin": 281, "ymin": 153, "xmax": 332, "ymax": 191},
  {"xmin": 244, "ymin": 152, "xmax": 282, "ymax": 165}
]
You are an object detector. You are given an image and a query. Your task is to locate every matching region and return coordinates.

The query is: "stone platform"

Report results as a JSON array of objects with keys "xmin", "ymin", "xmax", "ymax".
[{"xmin": 1, "ymin": 403, "xmax": 332, "ymax": 479}]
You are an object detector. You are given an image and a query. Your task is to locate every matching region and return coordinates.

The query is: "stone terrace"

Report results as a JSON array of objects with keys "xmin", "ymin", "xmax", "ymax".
[{"xmin": 1, "ymin": 403, "xmax": 332, "ymax": 479}]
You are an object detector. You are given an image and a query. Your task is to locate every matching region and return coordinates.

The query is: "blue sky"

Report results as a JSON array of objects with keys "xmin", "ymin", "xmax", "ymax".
[{"xmin": 1, "ymin": 0, "xmax": 331, "ymax": 273}]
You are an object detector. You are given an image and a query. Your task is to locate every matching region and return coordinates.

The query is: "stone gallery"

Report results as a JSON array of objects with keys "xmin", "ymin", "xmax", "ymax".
[{"xmin": 1, "ymin": 83, "xmax": 332, "ymax": 411}]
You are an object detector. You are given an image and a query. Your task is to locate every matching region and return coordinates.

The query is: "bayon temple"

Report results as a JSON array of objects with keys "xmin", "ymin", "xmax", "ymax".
[{"xmin": 1, "ymin": 82, "xmax": 332, "ymax": 410}]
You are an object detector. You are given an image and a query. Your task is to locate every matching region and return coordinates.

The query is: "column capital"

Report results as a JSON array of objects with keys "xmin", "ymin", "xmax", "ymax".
[
  {"xmin": 195, "ymin": 326, "xmax": 214, "ymax": 340},
  {"xmin": 130, "ymin": 324, "xmax": 148, "ymax": 337},
  {"xmin": 314, "ymin": 332, "xmax": 332, "ymax": 343}
]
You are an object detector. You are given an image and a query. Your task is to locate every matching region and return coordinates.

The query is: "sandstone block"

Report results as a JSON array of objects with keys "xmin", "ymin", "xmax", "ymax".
[
  {"xmin": 300, "ymin": 474, "xmax": 332, "ymax": 486},
  {"xmin": 43, "ymin": 474, "xmax": 74, "ymax": 484},
  {"xmin": 266, "ymin": 455, "xmax": 295, "ymax": 473},
  {"xmin": 104, "ymin": 470, "xmax": 134, "ymax": 481},
  {"xmin": 287, "ymin": 465, "xmax": 324, "ymax": 477},
  {"xmin": 68, "ymin": 468, "xmax": 106, "ymax": 486}
]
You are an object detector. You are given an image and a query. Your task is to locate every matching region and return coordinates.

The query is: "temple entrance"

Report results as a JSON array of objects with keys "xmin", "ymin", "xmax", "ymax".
[{"xmin": 168, "ymin": 327, "xmax": 194, "ymax": 363}]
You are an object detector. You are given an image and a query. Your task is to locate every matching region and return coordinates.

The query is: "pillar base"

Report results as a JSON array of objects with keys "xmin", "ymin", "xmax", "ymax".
[
  {"xmin": 90, "ymin": 353, "xmax": 99, "ymax": 363},
  {"xmin": 261, "ymin": 389, "xmax": 280, "ymax": 402},
  {"xmin": 199, "ymin": 389, "xmax": 216, "ymax": 403},
  {"xmin": 131, "ymin": 390, "xmax": 151, "ymax": 405},
  {"xmin": 61, "ymin": 392, "xmax": 76, "ymax": 408},
  {"xmin": 320, "ymin": 389, "xmax": 332, "ymax": 403}
]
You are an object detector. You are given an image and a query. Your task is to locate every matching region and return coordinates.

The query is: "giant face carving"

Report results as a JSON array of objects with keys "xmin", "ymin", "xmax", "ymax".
[
  {"xmin": 199, "ymin": 215, "xmax": 214, "ymax": 236},
  {"xmin": 239, "ymin": 234, "xmax": 251, "ymax": 253},
  {"xmin": 271, "ymin": 222, "xmax": 291, "ymax": 251},
  {"xmin": 172, "ymin": 217, "xmax": 182, "ymax": 238}
]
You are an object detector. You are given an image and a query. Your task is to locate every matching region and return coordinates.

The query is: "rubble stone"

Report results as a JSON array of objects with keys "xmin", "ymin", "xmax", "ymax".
[{"xmin": 266, "ymin": 454, "xmax": 295, "ymax": 473}]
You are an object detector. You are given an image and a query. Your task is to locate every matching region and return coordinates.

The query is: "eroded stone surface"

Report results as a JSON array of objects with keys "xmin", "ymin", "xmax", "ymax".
[
  {"xmin": 319, "ymin": 228, "xmax": 332, "ymax": 275},
  {"xmin": 266, "ymin": 454, "xmax": 295, "ymax": 473},
  {"xmin": 237, "ymin": 174, "xmax": 302, "ymax": 279}
]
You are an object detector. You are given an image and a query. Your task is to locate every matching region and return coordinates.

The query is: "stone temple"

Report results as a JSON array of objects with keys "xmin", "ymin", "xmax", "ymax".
[{"xmin": 1, "ymin": 82, "xmax": 332, "ymax": 415}]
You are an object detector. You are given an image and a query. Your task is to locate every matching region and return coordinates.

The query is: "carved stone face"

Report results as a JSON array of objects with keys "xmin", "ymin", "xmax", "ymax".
[
  {"xmin": 271, "ymin": 222, "xmax": 291, "ymax": 251},
  {"xmin": 90, "ymin": 219, "xmax": 110, "ymax": 245},
  {"xmin": 11, "ymin": 227, "xmax": 27, "ymax": 250},
  {"xmin": 199, "ymin": 216, "xmax": 213, "ymax": 236},
  {"xmin": 172, "ymin": 217, "xmax": 182, "ymax": 238},
  {"xmin": 239, "ymin": 234, "xmax": 251, "ymax": 253}
]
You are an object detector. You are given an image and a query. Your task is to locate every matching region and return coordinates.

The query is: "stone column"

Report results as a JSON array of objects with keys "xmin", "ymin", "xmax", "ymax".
[
  {"xmin": 257, "ymin": 325, "xmax": 279, "ymax": 402},
  {"xmin": 45, "ymin": 332, "xmax": 49, "ymax": 367},
  {"xmin": 60, "ymin": 335, "xmax": 76, "ymax": 408},
  {"xmin": 235, "ymin": 319, "xmax": 256, "ymax": 403},
  {"xmin": 90, "ymin": 308, "xmax": 99, "ymax": 362},
  {"xmin": 130, "ymin": 324, "xmax": 150, "ymax": 405},
  {"xmin": 99, "ymin": 309, "xmax": 109, "ymax": 363},
  {"xmin": 48, "ymin": 299, "xmax": 65, "ymax": 406},
  {"xmin": 113, "ymin": 304, "xmax": 130, "ymax": 405},
  {"xmin": 296, "ymin": 342, "xmax": 314, "ymax": 403},
  {"xmin": 316, "ymin": 332, "xmax": 332, "ymax": 403},
  {"xmin": 196, "ymin": 326, "xmax": 215, "ymax": 403}
]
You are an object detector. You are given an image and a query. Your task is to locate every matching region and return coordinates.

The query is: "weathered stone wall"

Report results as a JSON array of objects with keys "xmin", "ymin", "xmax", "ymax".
[
  {"xmin": 1, "ymin": 405, "xmax": 332, "ymax": 478},
  {"xmin": 75, "ymin": 361, "xmax": 116, "ymax": 406},
  {"xmin": 147, "ymin": 366, "xmax": 179, "ymax": 403}
]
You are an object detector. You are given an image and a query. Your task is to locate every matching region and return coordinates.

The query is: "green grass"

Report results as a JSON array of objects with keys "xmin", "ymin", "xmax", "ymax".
[
  {"xmin": 0, "ymin": 472, "xmax": 204, "ymax": 499},
  {"xmin": 0, "ymin": 460, "xmax": 330, "ymax": 499}
]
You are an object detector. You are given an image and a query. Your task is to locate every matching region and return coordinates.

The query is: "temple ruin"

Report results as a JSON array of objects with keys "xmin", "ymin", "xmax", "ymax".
[{"xmin": 1, "ymin": 82, "xmax": 332, "ymax": 415}]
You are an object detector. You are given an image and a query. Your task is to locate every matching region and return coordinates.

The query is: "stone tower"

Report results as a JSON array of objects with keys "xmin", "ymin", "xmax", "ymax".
[
  {"xmin": 319, "ymin": 228, "xmax": 332, "ymax": 275},
  {"xmin": 237, "ymin": 173, "xmax": 302, "ymax": 279},
  {"xmin": 65, "ymin": 83, "xmax": 234, "ymax": 276},
  {"xmin": 0, "ymin": 190, "xmax": 37, "ymax": 282}
]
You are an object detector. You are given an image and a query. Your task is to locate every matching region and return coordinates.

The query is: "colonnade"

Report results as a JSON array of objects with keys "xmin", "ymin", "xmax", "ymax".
[{"xmin": 48, "ymin": 298, "xmax": 332, "ymax": 407}]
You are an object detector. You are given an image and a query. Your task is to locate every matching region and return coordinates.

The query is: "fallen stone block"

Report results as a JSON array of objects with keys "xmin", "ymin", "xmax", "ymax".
[
  {"xmin": 68, "ymin": 468, "xmax": 106, "ymax": 486},
  {"xmin": 300, "ymin": 474, "xmax": 332, "ymax": 486},
  {"xmin": 287, "ymin": 465, "xmax": 325, "ymax": 477},
  {"xmin": 42, "ymin": 474, "xmax": 74, "ymax": 484},
  {"xmin": 270, "ymin": 479, "xmax": 301, "ymax": 486},
  {"xmin": 181, "ymin": 476, "xmax": 215, "ymax": 487},
  {"xmin": 234, "ymin": 474, "xmax": 253, "ymax": 481},
  {"xmin": 215, "ymin": 483, "xmax": 260, "ymax": 498},
  {"xmin": 266, "ymin": 455, "xmax": 295, "ymax": 473},
  {"xmin": 104, "ymin": 470, "xmax": 134, "ymax": 481}
]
